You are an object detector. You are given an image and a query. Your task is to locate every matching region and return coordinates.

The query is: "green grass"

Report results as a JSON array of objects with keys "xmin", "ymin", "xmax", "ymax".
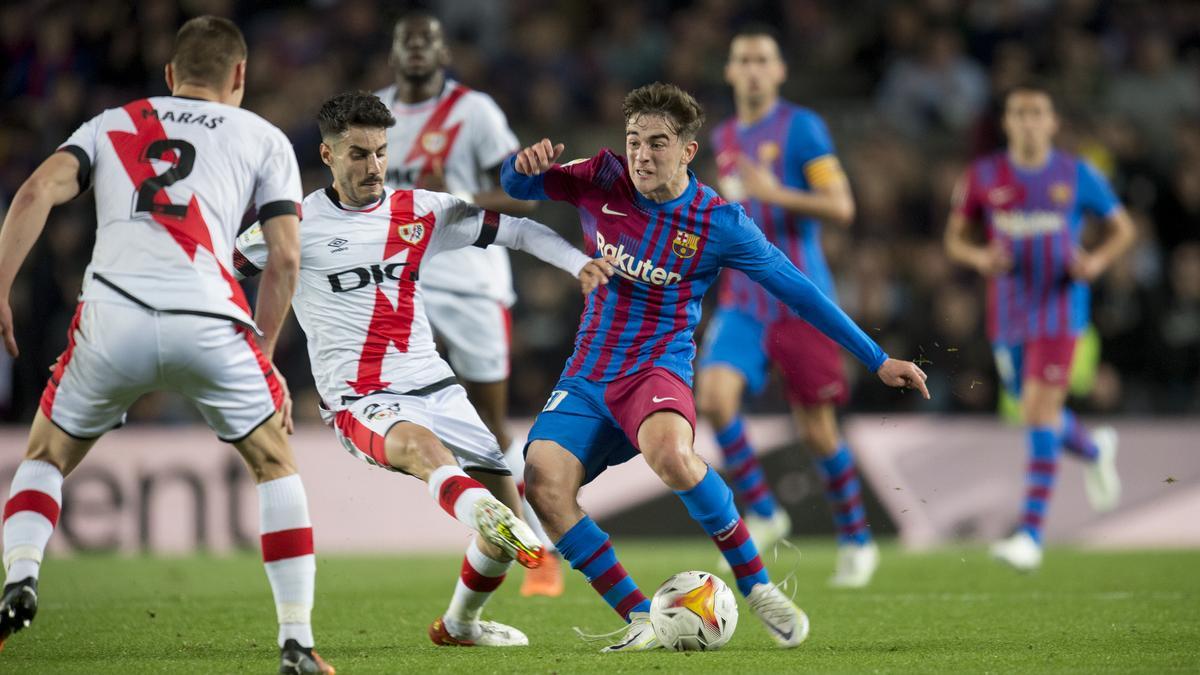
[{"xmin": 3, "ymin": 540, "xmax": 1198, "ymax": 673}]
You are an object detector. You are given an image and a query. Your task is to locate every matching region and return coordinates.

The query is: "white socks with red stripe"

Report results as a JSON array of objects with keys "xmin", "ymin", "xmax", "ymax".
[
  {"xmin": 3, "ymin": 460, "xmax": 63, "ymax": 584},
  {"xmin": 444, "ymin": 538, "xmax": 511, "ymax": 639},
  {"xmin": 428, "ymin": 465, "xmax": 491, "ymax": 530},
  {"xmin": 258, "ymin": 474, "xmax": 316, "ymax": 649}
]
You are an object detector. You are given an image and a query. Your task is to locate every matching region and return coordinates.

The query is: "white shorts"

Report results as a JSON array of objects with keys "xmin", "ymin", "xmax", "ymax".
[
  {"xmin": 423, "ymin": 288, "xmax": 510, "ymax": 383},
  {"xmin": 325, "ymin": 379, "xmax": 510, "ymax": 475},
  {"xmin": 41, "ymin": 301, "xmax": 282, "ymax": 442}
]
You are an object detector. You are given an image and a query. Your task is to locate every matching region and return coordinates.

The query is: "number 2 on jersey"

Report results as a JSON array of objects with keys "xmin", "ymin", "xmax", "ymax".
[{"xmin": 135, "ymin": 139, "xmax": 196, "ymax": 218}]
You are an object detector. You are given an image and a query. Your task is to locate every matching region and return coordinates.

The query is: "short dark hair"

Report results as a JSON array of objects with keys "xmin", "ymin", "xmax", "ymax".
[
  {"xmin": 1004, "ymin": 81, "xmax": 1056, "ymax": 109},
  {"xmin": 317, "ymin": 91, "xmax": 396, "ymax": 140},
  {"xmin": 170, "ymin": 16, "xmax": 247, "ymax": 88},
  {"xmin": 732, "ymin": 22, "xmax": 783, "ymax": 47},
  {"xmin": 622, "ymin": 82, "xmax": 706, "ymax": 141}
]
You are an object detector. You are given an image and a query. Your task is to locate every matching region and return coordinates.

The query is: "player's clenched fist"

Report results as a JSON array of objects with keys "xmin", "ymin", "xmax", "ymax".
[
  {"xmin": 876, "ymin": 358, "xmax": 930, "ymax": 399},
  {"xmin": 514, "ymin": 138, "xmax": 565, "ymax": 176},
  {"xmin": 577, "ymin": 255, "xmax": 617, "ymax": 294}
]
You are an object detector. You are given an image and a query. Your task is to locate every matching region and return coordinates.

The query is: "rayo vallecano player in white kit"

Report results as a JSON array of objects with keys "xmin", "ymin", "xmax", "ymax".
[
  {"xmin": 234, "ymin": 91, "xmax": 613, "ymax": 647},
  {"xmin": 376, "ymin": 11, "xmax": 566, "ymax": 595},
  {"xmin": 0, "ymin": 17, "xmax": 332, "ymax": 674}
]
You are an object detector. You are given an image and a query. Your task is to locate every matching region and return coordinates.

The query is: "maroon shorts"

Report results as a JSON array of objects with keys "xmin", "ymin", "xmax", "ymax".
[
  {"xmin": 603, "ymin": 367, "xmax": 697, "ymax": 450},
  {"xmin": 766, "ymin": 316, "xmax": 849, "ymax": 407},
  {"xmin": 1024, "ymin": 335, "xmax": 1077, "ymax": 387}
]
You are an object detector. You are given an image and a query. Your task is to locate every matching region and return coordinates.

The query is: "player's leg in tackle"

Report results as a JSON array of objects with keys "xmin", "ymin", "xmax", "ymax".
[
  {"xmin": 695, "ymin": 365, "xmax": 791, "ymax": 550},
  {"xmin": 524, "ymin": 441, "xmax": 658, "ymax": 652},
  {"xmin": 429, "ymin": 468, "xmax": 535, "ymax": 647},
  {"xmin": 792, "ymin": 404, "xmax": 879, "ymax": 588},
  {"xmin": 379, "ymin": 422, "xmax": 543, "ymax": 569},
  {"xmin": 0, "ymin": 412, "xmax": 93, "ymax": 650}
]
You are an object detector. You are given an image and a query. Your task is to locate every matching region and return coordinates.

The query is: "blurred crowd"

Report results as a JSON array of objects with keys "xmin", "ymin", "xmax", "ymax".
[{"xmin": 1, "ymin": 0, "xmax": 1198, "ymax": 425}]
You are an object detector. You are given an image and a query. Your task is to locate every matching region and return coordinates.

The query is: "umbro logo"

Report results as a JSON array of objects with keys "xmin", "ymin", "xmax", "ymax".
[
  {"xmin": 328, "ymin": 237, "xmax": 349, "ymax": 253},
  {"xmin": 601, "ymin": 203, "xmax": 628, "ymax": 217}
]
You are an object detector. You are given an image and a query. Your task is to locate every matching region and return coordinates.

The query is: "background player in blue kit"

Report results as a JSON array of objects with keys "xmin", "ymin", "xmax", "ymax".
[
  {"xmin": 946, "ymin": 83, "xmax": 1135, "ymax": 572},
  {"xmin": 501, "ymin": 82, "xmax": 929, "ymax": 652},
  {"xmin": 696, "ymin": 26, "xmax": 881, "ymax": 588}
]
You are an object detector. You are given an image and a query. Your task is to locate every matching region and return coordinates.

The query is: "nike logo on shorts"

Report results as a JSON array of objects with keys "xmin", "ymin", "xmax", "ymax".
[
  {"xmin": 651, "ymin": 395, "xmax": 677, "ymax": 403},
  {"xmin": 601, "ymin": 203, "xmax": 628, "ymax": 217}
]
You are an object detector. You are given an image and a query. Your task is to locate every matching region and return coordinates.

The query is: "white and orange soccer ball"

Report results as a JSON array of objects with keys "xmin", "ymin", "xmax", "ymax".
[{"xmin": 649, "ymin": 571, "xmax": 739, "ymax": 651}]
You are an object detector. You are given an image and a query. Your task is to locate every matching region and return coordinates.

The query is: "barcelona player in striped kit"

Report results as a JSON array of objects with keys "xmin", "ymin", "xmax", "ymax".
[
  {"xmin": 697, "ymin": 27, "xmax": 879, "ymax": 588},
  {"xmin": 502, "ymin": 83, "xmax": 929, "ymax": 651},
  {"xmin": 946, "ymin": 83, "xmax": 1134, "ymax": 571}
]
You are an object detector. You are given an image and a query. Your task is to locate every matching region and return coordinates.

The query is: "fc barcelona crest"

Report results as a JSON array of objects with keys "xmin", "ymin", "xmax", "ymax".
[
  {"xmin": 398, "ymin": 222, "xmax": 426, "ymax": 245},
  {"xmin": 1049, "ymin": 182, "xmax": 1072, "ymax": 206},
  {"xmin": 672, "ymin": 229, "xmax": 700, "ymax": 258},
  {"xmin": 421, "ymin": 130, "xmax": 447, "ymax": 155}
]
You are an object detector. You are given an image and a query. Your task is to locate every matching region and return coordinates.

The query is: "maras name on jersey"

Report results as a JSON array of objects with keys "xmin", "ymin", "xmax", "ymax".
[
  {"xmin": 595, "ymin": 230, "xmax": 683, "ymax": 287},
  {"xmin": 141, "ymin": 106, "xmax": 226, "ymax": 129}
]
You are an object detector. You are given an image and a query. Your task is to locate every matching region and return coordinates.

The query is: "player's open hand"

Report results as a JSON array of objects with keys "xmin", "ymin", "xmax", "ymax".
[
  {"xmin": 1068, "ymin": 248, "xmax": 1105, "ymax": 282},
  {"xmin": 975, "ymin": 241, "xmax": 1013, "ymax": 277},
  {"xmin": 0, "ymin": 298, "xmax": 17, "ymax": 358},
  {"xmin": 273, "ymin": 367, "xmax": 295, "ymax": 435},
  {"xmin": 419, "ymin": 158, "xmax": 448, "ymax": 192},
  {"xmin": 515, "ymin": 138, "xmax": 565, "ymax": 176},
  {"xmin": 578, "ymin": 255, "xmax": 617, "ymax": 294},
  {"xmin": 735, "ymin": 154, "xmax": 781, "ymax": 203},
  {"xmin": 877, "ymin": 358, "xmax": 930, "ymax": 399}
]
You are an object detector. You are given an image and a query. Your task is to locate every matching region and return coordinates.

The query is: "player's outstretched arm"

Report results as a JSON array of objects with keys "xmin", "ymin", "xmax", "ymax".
[
  {"xmin": 759, "ymin": 262, "xmax": 931, "ymax": 398},
  {"xmin": 491, "ymin": 212, "xmax": 614, "ymax": 294},
  {"xmin": 0, "ymin": 151, "xmax": 83, "ymax": 357}
]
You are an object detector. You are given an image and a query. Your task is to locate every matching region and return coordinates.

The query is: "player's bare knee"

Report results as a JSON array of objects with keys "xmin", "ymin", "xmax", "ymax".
[
  {"xmin": 644, "ymin": 442, "xmax": 703, "ymax": 491},
  {"xmin": 234, "ymin": 425, "xmax": 297, "ymax": 483},
  {"xmin": 384, "ymin": 424, "xmax": 451, "ymax": 478}
]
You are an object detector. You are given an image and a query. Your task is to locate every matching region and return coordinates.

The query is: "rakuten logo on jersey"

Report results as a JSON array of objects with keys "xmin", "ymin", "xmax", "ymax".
[
  {"xmin": 595, "ymin": 231, "xmax": 682, "ymax": 287},
  {"xmin": 328, "ymin": 263, "xmax": 413, "ymax": 292},
  {"xmin": 992, "ymin": 211, "xmax": 1066, "ymax": 238}
]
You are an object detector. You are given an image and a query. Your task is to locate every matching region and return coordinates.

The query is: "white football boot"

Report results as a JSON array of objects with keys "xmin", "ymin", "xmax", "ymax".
[
  {"xmin": 990, "ymin": 531, "xmax": 1043, "ymax": 572},
  {"xmin": 747, "ymin": 582, "xmax": 810, "ymax": 648},
  {"xmin": 429, "ymin": 617, "xmax": 529, "ymax": 646},
  {"xmin": 829, "ymin": 540, "xmax": 880, "ymax": 588},
  {"xmin": 718, "ymin": 510, "xmax": 791, "ymax": 572},
  {"xmin": 473, "ymin": 497, "xmax": 544, "ymax": 569},
  {"xmin": 599, "ymin": 611, "xmax": 661, "ymax": 652},
  {"xmin": 1084, "ymin": 427, "xmax": 1121, "ymax": 513}
]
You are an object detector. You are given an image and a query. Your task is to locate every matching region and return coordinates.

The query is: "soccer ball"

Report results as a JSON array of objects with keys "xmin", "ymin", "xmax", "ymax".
[{"xmin": 649, "ymin": 570, "xmax": 738, "ymax": 651}]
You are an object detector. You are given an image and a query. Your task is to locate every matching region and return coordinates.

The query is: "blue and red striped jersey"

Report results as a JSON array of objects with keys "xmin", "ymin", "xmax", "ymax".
[
  {"xmin": 502, "ymin": 149, "xmax": 887, "ymax": 385},
  {"xmin": 954, "ymin": 150, "xmax": 1120, "ymax": 343},
  {"xmin": 711, "ymin": 102, "xmax": 839, "ymax": 323}
]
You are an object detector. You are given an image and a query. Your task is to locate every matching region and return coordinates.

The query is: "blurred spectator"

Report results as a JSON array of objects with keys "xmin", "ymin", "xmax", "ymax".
[
  {"xmin": 1, "ymin": 0, "xmax": 1197, "ymax": 420},
  {"xmin": 876, "ymin": 27, "xmax": 989, "ymax": 138}
]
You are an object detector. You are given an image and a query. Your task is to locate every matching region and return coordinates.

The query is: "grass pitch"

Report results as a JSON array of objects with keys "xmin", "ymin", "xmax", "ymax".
[{"xmin": 2, "ymin": 540, "xmax": 1197, "ymax": 673}]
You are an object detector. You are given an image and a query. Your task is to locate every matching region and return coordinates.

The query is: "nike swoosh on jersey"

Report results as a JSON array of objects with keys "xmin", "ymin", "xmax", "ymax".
[
  {"xmin": 651, "ymin": 395, "xmax": 678, "ymax": 403},
  {"xmin": 601, "ymin": 203, "xmax": 628, "ymax": 217}
]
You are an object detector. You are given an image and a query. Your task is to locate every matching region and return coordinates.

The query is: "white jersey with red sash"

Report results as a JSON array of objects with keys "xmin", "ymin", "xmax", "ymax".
[{"xmin": 375, "ymin": 80, "xmax": 520, "ymax": 304}]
